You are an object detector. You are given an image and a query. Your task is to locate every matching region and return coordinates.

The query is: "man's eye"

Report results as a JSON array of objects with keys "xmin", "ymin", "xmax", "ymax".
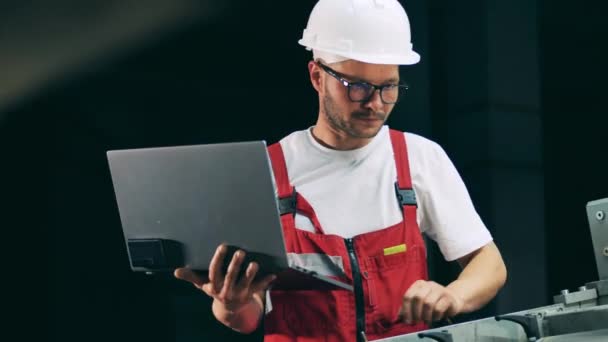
[{"xmin": 351, "ymin": 83, "xmax": 371, "ymax": 91}]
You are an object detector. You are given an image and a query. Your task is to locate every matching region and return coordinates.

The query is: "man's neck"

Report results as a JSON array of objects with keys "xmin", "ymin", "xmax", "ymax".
[{"xmin": 310, "ymin": 121, "xmax": 373, "ymax": 151}]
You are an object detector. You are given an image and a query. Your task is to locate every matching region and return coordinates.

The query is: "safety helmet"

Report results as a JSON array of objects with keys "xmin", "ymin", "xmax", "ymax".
[{"xmin": 298, "ymin": 0, "xmax": 420, "ymax": 65}]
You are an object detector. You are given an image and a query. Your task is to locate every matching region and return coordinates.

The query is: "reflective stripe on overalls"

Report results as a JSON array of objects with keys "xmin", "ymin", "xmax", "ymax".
[{"xmin": 264, "ymin": 129, "xmax": 429, "ymax": 342}]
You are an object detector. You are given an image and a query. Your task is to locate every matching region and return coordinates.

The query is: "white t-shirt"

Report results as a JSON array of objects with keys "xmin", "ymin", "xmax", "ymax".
[{"xmin": 278, "ymin": 125, "xmax": 492, "ymax": 262}]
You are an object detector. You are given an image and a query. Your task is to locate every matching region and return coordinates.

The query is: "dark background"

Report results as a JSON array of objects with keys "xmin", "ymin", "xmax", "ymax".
[{"xmin": 1, "ymin": 0, "xmax": 606, "ymax": 341}]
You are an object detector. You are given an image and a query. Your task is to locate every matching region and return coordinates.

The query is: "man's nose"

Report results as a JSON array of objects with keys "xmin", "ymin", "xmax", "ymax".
[{"xmin": 363, "ymin": 89, "xmax": 384, "ymax": 112}]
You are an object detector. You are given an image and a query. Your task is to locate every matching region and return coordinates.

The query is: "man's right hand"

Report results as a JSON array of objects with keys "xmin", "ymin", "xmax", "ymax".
[{"xmin": 174, "ymin": 244, "xmax": 276, "ymax": 313}]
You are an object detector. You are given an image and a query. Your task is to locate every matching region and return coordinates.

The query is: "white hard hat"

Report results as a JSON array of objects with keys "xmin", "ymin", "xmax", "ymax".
[{"xmin": 299, "ymin": 0, "xmax": 420, "ymax": 65}]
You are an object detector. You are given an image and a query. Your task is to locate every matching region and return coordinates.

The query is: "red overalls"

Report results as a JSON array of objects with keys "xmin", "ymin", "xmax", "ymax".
[{"xmin": 265, "ymin": 129, "xmax": 428, "ymax": 341}]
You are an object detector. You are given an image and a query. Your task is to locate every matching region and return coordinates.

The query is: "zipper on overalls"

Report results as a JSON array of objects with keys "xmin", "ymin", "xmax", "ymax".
[{"xmin": 345, "ymin": 238, "xmax": 366, "ymax": 342}]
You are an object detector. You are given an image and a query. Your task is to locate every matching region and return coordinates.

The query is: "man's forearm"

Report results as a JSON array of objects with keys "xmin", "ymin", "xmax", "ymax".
[
  {"xmin": 212, "ymin": 293, "xmax": 264, "ymax": 334},
  {"xmin": 447, "ymin": 242, "xmax": 507, "ymax": 313}
]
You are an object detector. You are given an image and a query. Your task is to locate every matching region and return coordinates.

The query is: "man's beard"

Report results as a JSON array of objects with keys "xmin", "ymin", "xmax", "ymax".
[{"xmin": 322, "ymin": 92, "xmax": 387, "ymax": 139}]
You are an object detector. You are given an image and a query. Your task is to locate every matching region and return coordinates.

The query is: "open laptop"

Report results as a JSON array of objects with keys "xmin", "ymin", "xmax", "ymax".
[{"xmin": 107, "ymin": 141, "xmax": 353, "ymax": 291}]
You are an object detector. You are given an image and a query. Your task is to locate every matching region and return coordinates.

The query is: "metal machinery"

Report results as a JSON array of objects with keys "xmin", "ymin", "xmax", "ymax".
[{"xmin": 377, "ymin": 198, "xmax": 608, "ymax": 342}]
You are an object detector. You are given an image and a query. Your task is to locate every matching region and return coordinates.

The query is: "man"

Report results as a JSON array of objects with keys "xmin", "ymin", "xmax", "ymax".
[{"xmin": 175, "ymin": 0, "xmax": 507, "ymax": 341}]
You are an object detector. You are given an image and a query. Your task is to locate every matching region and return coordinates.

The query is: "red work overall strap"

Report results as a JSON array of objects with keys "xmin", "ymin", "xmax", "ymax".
[
  {"xmin": 267, "ymin": 142, "xmax": 324, "ymax": 234},
  {"xmin": 388, "ymin": 129, "xmax": 418, "ymax": 228},
  {"xmin": 267, "ymin": 143, "xmax": 293, "ymax": 198},
  {"xmin": 267, "ymin": 143, "xmax": 297, "ymax": 231},
  {"xmin": 294, "ymin": 193, "xmax": 325, "ymax": 234}
]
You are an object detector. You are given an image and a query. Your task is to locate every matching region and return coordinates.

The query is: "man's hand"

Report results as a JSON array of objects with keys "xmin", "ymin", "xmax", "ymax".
[
  {"xmin": 174, "ymin": 244, "xmax": 276, "ymax": 333},
  {"xmin": 399, "ymin": 280, "xmax": 465, "ymax": 325},
  {"xmin": 399, "ymin": 242, "xmax": 507, "ymax": 326},
  {"xmin": 175, "ymin": 244, "xmax": 276, "ymax": 311}
]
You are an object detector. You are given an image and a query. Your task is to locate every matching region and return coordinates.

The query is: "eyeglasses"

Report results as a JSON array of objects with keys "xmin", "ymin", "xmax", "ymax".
[{"xmin": 317, "ymin": 62, "xmax": 408, "ymax": 104}]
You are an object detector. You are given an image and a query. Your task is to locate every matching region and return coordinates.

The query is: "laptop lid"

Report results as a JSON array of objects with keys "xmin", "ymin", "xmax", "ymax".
[{"xmin": 107, "ymin": 141, "xmax": 289, "ymax": 275}]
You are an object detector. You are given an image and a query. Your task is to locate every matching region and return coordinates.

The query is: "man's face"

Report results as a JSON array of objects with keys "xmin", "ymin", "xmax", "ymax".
[{"xmin": 320, "ymin": 60, "xmax": 400, "ymax": 139}]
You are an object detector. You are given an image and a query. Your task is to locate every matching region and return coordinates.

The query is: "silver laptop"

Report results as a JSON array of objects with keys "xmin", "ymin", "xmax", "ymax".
[{"xmin": 107, "ymin": 141, "xmax": 352, "ymax": 291}]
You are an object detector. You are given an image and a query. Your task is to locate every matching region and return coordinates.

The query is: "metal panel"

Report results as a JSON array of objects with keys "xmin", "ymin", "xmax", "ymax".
[
  {"xmin": 544, "ymin": 305, "xmax": 608, "ymax": 336},
  {"xmin": 537, "ymin": 329, "xmax": 608, "ymax": 341},
  {"xmin": 374, "ymin": 304, "xmax": 565, "ymax": 342},
  {"xmin": 586, "ymin": 198, "xmax": 608, "ymax": 280},
  {"xmin": 372, "ymin": 304, "xmax": 608, "ymax": 341}
]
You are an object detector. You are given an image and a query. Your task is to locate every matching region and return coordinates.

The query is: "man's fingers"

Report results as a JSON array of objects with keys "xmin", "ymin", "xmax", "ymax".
[
  {"xmin": 432, "ymin": 296, "xmax": 452, "ymax": 323},
  {"xmin": 411, "ymin": 285, "xmax": 432, "ymax": 323},
  {"xmin": 401, "ymin": 280, "xmax": 425, "ymax": 324},
  {"xmin": 220, "ymin": 250, "xmax": 245, "ymax": 298},
  {"xmin": 421, "ymin": 290, "xmax": 443, "ymax": 324},
  {"xmin": 209, "ymin": 244, "xmax": 228, "ymax": 292},
  {"xmin": 400, "ymin": 293, "xmax": 413, "ymax": 323},
  {"xmin": 174, "ymin": 268, "xmax": 208, "ymax": 286},
  {"xmin": 238, "ymin": 262, "xmax": 259, "ymax": 290},
  {"xmin": 445, "ymin": 297, "xmax": 460, "ymax": 318}
]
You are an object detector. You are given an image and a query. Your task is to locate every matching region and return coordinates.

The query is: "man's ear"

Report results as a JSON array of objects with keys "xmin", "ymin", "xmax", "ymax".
[{"xmin": 308, "ymin": 60, "xmax": 323, "ymax": 94}]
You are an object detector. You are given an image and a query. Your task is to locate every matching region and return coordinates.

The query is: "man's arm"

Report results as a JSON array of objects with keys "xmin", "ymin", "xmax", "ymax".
[
  {"xmin": 400, "ymin": 241, "xmax": 506, "ymax": 324},
  {"xmin": 448, "ymin": 241, "xmax": 507, "ymax": 313}
]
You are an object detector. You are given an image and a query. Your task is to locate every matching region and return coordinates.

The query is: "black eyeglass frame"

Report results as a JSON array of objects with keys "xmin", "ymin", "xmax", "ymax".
[{"xmin": 316, "ymin": 62, "xmax": 409, "ymax": 104}]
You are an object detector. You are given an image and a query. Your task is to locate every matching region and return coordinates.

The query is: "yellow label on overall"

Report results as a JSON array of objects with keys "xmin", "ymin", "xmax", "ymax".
[{"xmin": 383, "ymin": 244, "xmax": 407, "ymax": 256}]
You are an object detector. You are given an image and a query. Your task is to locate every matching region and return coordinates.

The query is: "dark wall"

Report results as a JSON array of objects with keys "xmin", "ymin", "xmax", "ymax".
[
  {"xmin": 3, "ymin": 2, "xmax": 317, "ymax": 341},
  {"xmin": 541, "ymin": 0, "xmax": 608, "ymax": 295},
  {"xmin": 48, "ymin": 3, "xmax": 317, "ymax": 341},
  {"xmin": 2, "ymin": 1, "xmax": 607, "ymax": 341}
]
